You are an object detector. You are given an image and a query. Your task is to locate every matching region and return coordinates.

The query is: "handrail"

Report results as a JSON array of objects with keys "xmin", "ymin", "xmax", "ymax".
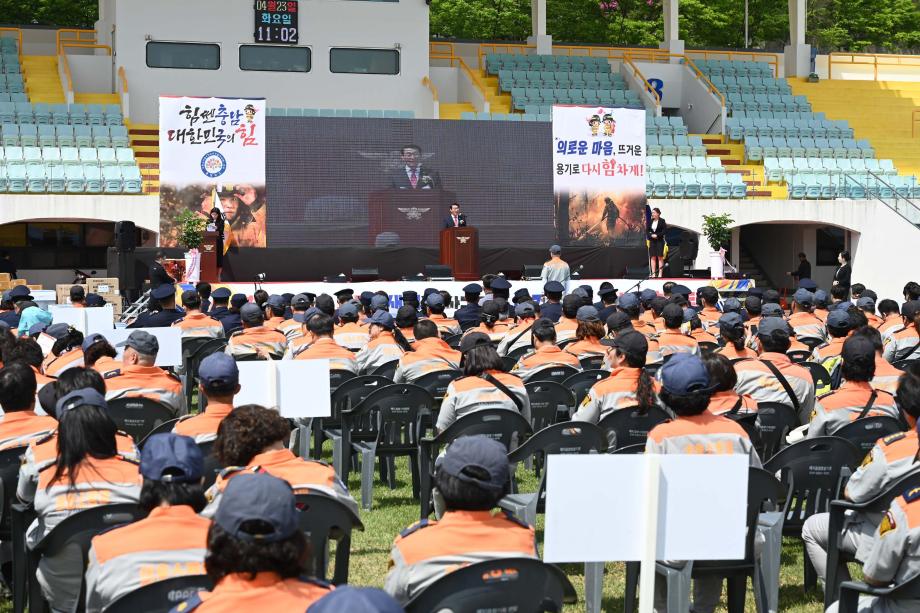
[
  {"xmin": 913, "ymin": 109, "xmax": 920, "ymax": 138},
  {"xmin": 429, "ymin": 41, "xmax": 455, "ymax": 60},
  {"xmin": 842, "ymin": 171, "xmax": 920, "ymax": 227},
  {"xmin": 622, "ymin": 54, "xmax": 661, "ymax": 112},
  {"xmin": 828, "ymin": 52, "xmax": 920, "ymax": 80},
  {"xmin": 622, "ymin": 52, "xmax": 726, "ymax": 109},
  {"xmin": 680, "ymin": 55, "xmax": 727, "ymax": 109},
  {"xmin": 118, "ymin": 65, "xmax": 128, "ymax": 94},
  {"xmin": 422, "ymin": 76, "xmax": 439, "ymax": 101},
  {"xmin": 60, "ymin": 42, "xmax": 112, "ymax": 56},
  {"xmin": 59, "ymin": 52, "xmax": 74, "ymax": 100},
  {"xmin": 56, "ymin": 28, "xmax": 96, "ymax": 55},
  {"xmin": 684, "ymin": 49, "xmax": 779, "ymax": 78},
  {"xmin": 0, "ymin": 27, "xmax": 23, "ymax": 57}
]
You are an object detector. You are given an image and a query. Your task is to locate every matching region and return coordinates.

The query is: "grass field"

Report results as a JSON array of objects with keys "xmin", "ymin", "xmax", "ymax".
[{"xmin": 333, "ymin": 444, "xmax": 832, "ymax": 612}]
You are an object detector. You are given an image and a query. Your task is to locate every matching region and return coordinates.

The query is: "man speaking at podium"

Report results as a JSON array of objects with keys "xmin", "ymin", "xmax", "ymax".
[{"xmin": 443, "ymin": 202, "xmax": 468, "ymax": 229}]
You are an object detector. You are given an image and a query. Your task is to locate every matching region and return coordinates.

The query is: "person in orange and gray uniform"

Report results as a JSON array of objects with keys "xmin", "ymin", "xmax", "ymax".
[
  {"xmin": 18, "ymin": 388, "xmax": 143, "ymax": 613},
  {"xmin": 308, "ymin": 586, "xmax": 403, "ymax": 613},
  {"xmin": 802, "ymin": 368, "xmax": 920, "ymax": 587},
  {"xmin": 647, "ymin": 353, "xmax": 761, "ymax": 613},
  {"xmin": 202, "ymin": 405, "xmax": 357, "ymax": 517},
  {"xmin": 173, "ymin": 353, "xmax": 240, "ymax": 444},
  {"xmin": 334, "ymin": 302, "xmax": 370, "ymax": 351},
  {"xmin": 424, "ymin": 292, "xmax": 461, "ymax": 337},
  {"xmin": 226, "ymin": 303, "xmax": 288, "ymax": 360},
  {"xmin": 617, "ymin": 293, "xmax": 657, "ymax": 339},
  {"xmin": 85, "ymin": 433, "xmax": 210, "ymax": 612},
  {"xmin": 716, "ymin": 313, "xmax": 758, "ymax": 360},
  {"xmin": 606, "ymin": 312, "xmax": 663, "ymax": 365},
  {"xmin": 857, "ymin": 295, "xmax": 882, "ymax": 328},
  {"xmin": 104, "ymin": 330, "xmax": 185, "ymax": 414},
  {"xmin": 540, "ymin": 244, "xmax": 570, "ymax": 287},
  {"xmin": 437, "ymin": 332, "xmax": 530, "ymax": 432},
  {"xmin": 0, "ymin": 362, "xmax": 56, "ymax": 450},
  {"xmin": 355, "ymin": 310, "xmax": 410, "ymax": 374},
  {"xmin": 82, "ymin": 333, "xmax": 120, "ymax": 375},
  {"xmin": 172, "ymin": 290, "xmax": 225, "ymax": 340},
  {"xmin": 496, "ymin": 302, "xmax": 538, "ymax": 357},
  {"xmin": 695, "ymin": 286, "xmax": 723, "ymax": 328},
  {"xmin": 657, "ymin": 303, "xmax": 700, "ymax": 358},
  {"xmin": 685, "ymin": 308, "xmax": 719, "ymax": 345},
  {"xmin": 511, "ymin": 318, "xmax": 581, "ymax": 382},
  {"xmin": 462, "ymin": 300, "xmax": 510, "ymax": 342},
  {"xmin": 384, "ymin": 436, "xmax": 538, "ymax": 604},
  {"xmin": 572, "ymin": 331, "xmax": 659, "ymax": 434},
  {"xmin": 812, "ymin": 308, "xmax": 852, "ymax": 363},
  {"xmin": 851, "ymin": 326, "xmax": 904, "ymax": 395},
  {"xmin": 171, "ymin": 472, "xmax": 332, "ymax": 612},
  {"xmin": 701, "ymin": 352, "xmax": 758, "ymax": 415},
  {"xmin": 807, "ymin": 335, "xmax": 900, "ymax": 438},
  {"xmin": 787, "ymin": 288, "xmax": 826, "ymax": 345},
  {"xmin": 395, "ymin": 306, "xmax": 419, "ymax": 346},
  {"xmin": 261, "ymin": 295, "xmax": 288, "ymax": 332},
  {"xmin": 565, "ymin": 306, "xmax": 607, "ymax": 359},
  {"xmin": 41, "ymin": 323, "xmax": 85, "ymax": 377},
  {"xmin": 554, "ymin": 294, "xmax": 582, "ymax": 343},
  {"xmin": 883, "ymin": 300, "xmax": 920, "ymax": 363},
  {"xmin": 394, "ymin": 319, "xmax": 461, "ymax": 383},
  {"xmin": 275, "ymin": 293, "xmax": 315, "ymax": 344},
  {"xmin": 293, "ymin": 313, "xmax": 358, "ymax": 372},
  {"xmin": 878, "ymin": 299, "xmax": 904, "ymax": 337}
]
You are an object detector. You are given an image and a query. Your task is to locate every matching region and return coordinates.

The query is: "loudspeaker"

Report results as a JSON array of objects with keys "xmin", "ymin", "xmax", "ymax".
[
  {"xmin": 522, "ymin": 265, "xmax": 543, "ymax": 280},
  {"xmin": 350, "ymin": 268, "xmax": 379, "ymax": 282},
  {"xmin": 114, "ymin": 221, "xmax": 137, "ymax": 252},
  {"xmin": 662, "ymin": 247, "xmax": 681, "ymax": 278},
  {"xmin": 680, "ymin": 232, "xmax": 699, "ymax": 263},
  {"xmin": 424, "ymin": 265, "xmax": 453, "ymax": 280}
]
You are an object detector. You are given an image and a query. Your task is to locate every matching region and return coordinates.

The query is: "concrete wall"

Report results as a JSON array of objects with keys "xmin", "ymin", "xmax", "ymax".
[
  {"xmin": 108, "ymin": 0, "xmax": 432, "ymax": 124},
  {"xmin": 68, "ymin": 55, "xmax": 113, "ymax": 93},
  {"xmin": 428, "ymin": 66, "xmax": 458, "ymax": 104},
  {"xmin": 680, "ymin": 67, "xmax": 723, "ymax": 134},
  {"xmin": 0, "ymin": 194, "xmax": 160, "ymax": 235},
  {"xmin": 740, "ymin": 222, "xmax": 839, "ymax": 290},
  {"xmin": 634, "ymin": 62, "xmax": 683, "ymax": 108}
]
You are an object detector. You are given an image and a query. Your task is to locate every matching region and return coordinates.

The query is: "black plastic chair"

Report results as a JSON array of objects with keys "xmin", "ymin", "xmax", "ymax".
[
  {"xmin": 26, "ymin": 503, "xmax": 144, "ymax": 613},
  {"xmin": 11, "ymin": 502, "xmax": 35, "ymax": 613},
  {"xmin": 443, "ymin": 333, "xmax": 463, "ymax": 349},
  {"xmin": 609, "ymin": 443, "xmax": 646, "ymax": 454},
  {"xmin": 105, "ymin": 575, "xmax": 213, "ymax": 613},
  {"xmin": 506, "ymin": 345, "xmax": 534, "ymax": 361},
  {"xmin": 787, "ymin": 349, "xmax": 812, "ymax": 363},
  {"xmin": 526, "ymin": 364, "xmax": 580, "ymax": 384},
  {"xmin": 181, "ymin": 337, "xmax": 228, "ymax": 409},
  {"xmin": 825, "ymin": 470, "xmax": 920, "ymax": 609},
  {"xmin": 107, "ymin": 397, "xmax": 176, "ymax": 443},
  {"xmin": 763, "ymin": 436, "xmax": 863, "ymax": 591},
  {"xmin": 755, "ymin": 402, "xmax": 800, "ymax": 460},
  {"xmin": 312, "ymin": 375, "xmax": 391, "ymax": 461},
  {"xmin": 404, "ymin": 557, "xmax": 577, "ymax": 613},
  {"xmin": 578, "ymin": 355, "xmax": 605, "ymax": 370},
  {"xmin": 412, "ymin": 369, "xmax": 462, "ymax": 406},
  {"xmin": 197, "ymin": 440, "xmax": 221, "ymax": 489},
  {"xmin": 294, "ymin": 492, "xmax": 364, "ymax": 585},
  {"xmin": 644, "ymin": 362, "xmax": 663, "ymax": 377},
  {"xmin": 724, "ymin": 412, "xmax": 762, "ymax": 453},
  {"xmin": 801, "ymin": 337, "xmax": 825, "ymax": 351},
  {"xmin": 500, "ymin": 355, "xmax": 518, "ymax": 372},
  {"xmin": 801, "ymin": 361, "xmax": 832, "ymax": 391},
  {"xmin": 137, "ymin": 418, "xmax": 182, "ymax": 449},
  {"xmin": 419, "ymin": 409, "xmax": 532, "ymax": 519},
  {"xmin": 0, "ymin": 446, "xmax": 26, "ymax": 541},
  {"xmin": 562, "ymin": 369, "xmax": 609, "ymax": 406},
  {"xmin": 557, "ymin": 338, "xmax": 576, "ymax": 350},
  {"xmin": 525, "ymin": 381, "xmax": 576, "ymax": 431},
  {"xmin": 838, "ymin": 573, "xmax": 920, "ymax": 613},
  {"xmin": 891, "ymin": 358, "xmax": 916, "ymax": 371},
  {"xmin": 698, "ymin": 341, "xmax": 719, "ymax": 354},
  {"xmin": 370, "ymin": 359, "xmax": 399, "ymax": 380},
  {"xmin": 340, "ymin": 384, "xmax": 434, "ymax": 508},
  {"xmin": 624, "ymin": 468, "xmax": 788, "ymax": 613},
  {"xmin": 834, "ymin": 416, "xmax": 905, "ymax": 456},
  {"xmin": 597, "ymin": 405, "xmax": 670, "ymax": 450},
  {"xmin": 329, "ymin": 369, "xmax": 356, "ymax": 391}
]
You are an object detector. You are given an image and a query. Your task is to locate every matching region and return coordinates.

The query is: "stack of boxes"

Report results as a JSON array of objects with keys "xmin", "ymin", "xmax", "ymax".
[{"xmin": 55, "ymin": 277, "xmax": 122, "ymax": 319}]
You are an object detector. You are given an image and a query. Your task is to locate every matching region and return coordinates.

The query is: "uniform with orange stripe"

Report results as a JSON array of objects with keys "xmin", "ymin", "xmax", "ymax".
[
  {"xmin": 42, "ymin": 346, "xmax": 84, "ymax": 377},
  {"xmin": 174, "ymin": 353, "xmax": 240, "ymax": 444},
  {"xmin": 495, "ymin": 304, "xmax": 537, "ymax": 357},
  {"xmin": 288, "ymin": 312, "xmax": 358, "ymax": 371},
  {"xmin": 511, "ymin": 346, "xmax": 581, "ymax": 382},
  {"xmin": 787, "ymin": 289, "xmax": 827, "ymax": 344},
  {"xmin": 334, "ymin": 302, "xmax": 370, "ymax": 350},
  {"xmin": 384, "ymin": 436, "xmax": 538, "ymax": 604},
  {"xmin": 226, "ymin": 323, "xmax": 288, "ymax": 361},
  {"xmin": 172, "ymin": 289, "xmax": 225, "ymax": 340},
  {"xmin": 393, "ymin": 325, "xmax": 461, "ymax": 384},
  {"xmin": 882, "ymin": 302, "xmax": 920, "ymax": 363},
  {"xmin": 657, "ymin": 303, "xmax": 700, "ymax": 358},
  {"xmin": 561, "ymin": 305, "xmax": 607, "ymax": 360},
  {"xmin": 355, "ymin": 310, "xmax": 406, "ymax": 374},
  {"xmin": 0, "ymin": 363, "xmax": 57, "ymax": 451},
  {"xmin": 647, "ymin": 412, "xmax": 758, "ymax": 461},
  {"xmin": 85, "ymin": 433, "xmax": 210, "ymax": 613}
]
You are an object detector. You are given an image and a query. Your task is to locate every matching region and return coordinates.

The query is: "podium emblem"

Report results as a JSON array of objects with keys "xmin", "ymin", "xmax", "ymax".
[
  {"xmin": 457, "ymin": 236, "xmax": 470, "ymax": 244},
  {"xmin": 397, "ymin": 207, "xmax": 431, "ymax": 221}
]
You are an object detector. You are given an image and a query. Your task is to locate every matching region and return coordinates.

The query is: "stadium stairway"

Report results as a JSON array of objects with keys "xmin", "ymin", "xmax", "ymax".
[
  {"xmin": 21, "ymin": 56, "xmax": 65, "ymax": 104},
  {"xmin": 127, "ymin": 122, "xmax": 159, "ymax": 193},
  {"xmin": 702, "ymin": 135, "xmax": 788, "ymax": 199},
  {"xmin": 478, "ymin": 70, "xmax": 511, "ymax": 114},
  {"xmin": 788, "ymin": 79, "xmax": 920, "ymax": 178},
  {"xmin": 439, "ymin": 102, "xmax": 475, "ymax": 120}
]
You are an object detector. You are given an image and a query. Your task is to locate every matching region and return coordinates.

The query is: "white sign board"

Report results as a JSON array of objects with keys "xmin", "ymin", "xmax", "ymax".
[
  {"xmin": 543, "ymin": 454, "xmax": 748, "ymax": 563},
  {"xmin": 103, "ymin": 328, "xmax": 183, "ymax": 367},
  {"xmin": 48, "ymin": 305, "xmax": 114, "ymax": 336},
  {"xmin": 234, "ymin": 360, "xmax": 331, "ymax": 419}
]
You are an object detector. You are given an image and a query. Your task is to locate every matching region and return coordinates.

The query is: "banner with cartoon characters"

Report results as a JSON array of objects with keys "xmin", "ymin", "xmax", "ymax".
[
  {"xmin": 552, "ymin": 106, "xmax": 646, "ymax": 248},
  {"xmin": 158, "ymin": 96, "xmax": 267, "ymax": 248}
]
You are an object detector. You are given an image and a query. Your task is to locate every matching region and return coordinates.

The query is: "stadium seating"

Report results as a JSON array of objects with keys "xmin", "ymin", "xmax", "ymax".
[
  {"xmin": 0, "ymin": 145, "xmax": 141, "ymax": 193},
  {"xmin": 267, "ymin": 108, "xmax": 415, "ymax": 119}
]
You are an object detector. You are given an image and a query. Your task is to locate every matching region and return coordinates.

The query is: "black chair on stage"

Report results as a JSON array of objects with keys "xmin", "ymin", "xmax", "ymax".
[{"xmin": 105, "ymin": 575, "xmax": 213, "ymax": 613}]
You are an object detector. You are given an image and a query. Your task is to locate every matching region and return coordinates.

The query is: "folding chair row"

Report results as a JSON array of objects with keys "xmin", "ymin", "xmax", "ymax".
[
  {"xmin": 0, "ymin": 162, "xmax": 143, "ymax": 194},
  {"xmin": 0, "ymin": 145, "xmax": 136, "ymax": 166},
  {"xmin": 1, "ymin": 124, "xmax": 129, "ymax": 148},
  {"xmin": 0, "ymin": 102, "xmax": 123, "ymax": 125}
]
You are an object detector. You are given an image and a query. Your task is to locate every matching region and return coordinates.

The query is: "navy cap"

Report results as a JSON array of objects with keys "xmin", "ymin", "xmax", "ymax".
[
  {"xmin": 369, "ymin": 310, "xmax": 394, "ymax": 329},
  {"xmin": 85, "ymin": 293, "xmax": 105, "ymax": 307},
  {"xmin": 842, "ymin": 335, "xmax": 876, "ymax": 366},
  {"xmin": 798, "ymin": 278, "xmax": 818, "ymax": 291},
  {"xmin": 514, "ymin": 302, "xmax": 535, "ymax": 317},
  {"xmin": 266, "ymin": 294, "xmax": 285, "ymax": 308},
  {"xmin": 151, "ymin": 284, "xmax": 175, "ymax": 300},
  {"xmin": 512, "ymin": 288, "xmax": 532, "ymax": 304},
  {"xmin": 862, "ymin": 289, "xmax": 878, "ymax": 302},
  {"xmin": 576, "ymin": 305, "xmax": 599, "ymax": 322},
  {"xmin": 660, "ymin": 353, "xmax": 711, "ymax": 395},
  {"xmin": 301, "ymin": 307, "xmax": 322, "ymax": 322},
  {"xmin": 334, "ymin": 288, "xmax": 354, "ymax": 300},
  {"xmin": 359, "ymin": 291, "xmax": 374, "ymax": 305},
  {"xmin": 402, "ymin": 290, "xmax": 419, "ymax": 301},
  {"xmin": 571, "ymin": 287, "xmax": 588, "ymax": 301},
  {"xmin": 902, "ymin": 300, "xmax": 920, "ymax": 319},
  {"xmin": 119, "ymin": 330, "xmax": 159, "ymax": 355},
  {"xmin": 670, "ymin": 284, "xmax": 691, "ymax": 296},
  {"xmin": 338, "ymin": 302, "xmax": 359, "ymax": 318},
  {"xmin": 425, "ymin": 293, "xmax": 444, "ymax": 308},
  {"xmin": 281, "ymin": 293, "xmax": 294, "ymax": 305},
  {"xmin": 748, "ymin": 288, "xmax": 764, "ymax": 298},
  {"xmin": 240, "ymin": 302, "xmax": 263, "ymax": 324},
  {"xmin": 463, "ymin": 283, "xmax": 483, "ymax": 295},
  {"xmin": 490, "ymin": 277, "xmax": 511, "ymax": 290},
  {"xmin": 793, "ymin": 288, "xmax": 814, "ymax": 306},
  {"xmin": 761, "ymin": 303, "xmax": 784, "ymax": 317},
  {"xmin": 549, "ymin": 244, "xmax": 562, "ymax": 254},
  {"xmin": 307, "ymin": 587, "xmax": 403, "ymax": 613},
  {"xmin": 28, "ymin": 322, "xmax": 49, "ymax": 336},
  {"xmin": 606, "ymin": 311, "xmax": 633, "ymax": 332},
  {"xmin": 640, "ymin": 289, "xmax": 657, "ymax": 303},
  {"xmin": 439, "ymin": 435, "xmax": 510, "ymax": 494},
  {"xmin": 762, "ymin": 289, "xmax": 781, "ymax": 305},
  {"xmin": 181, "ymin": 289, "xmax": 199, "ymax": 305},
  {"xmin": 140, "ymin": 433, "xmax": 204, "ymax": 483},
  {"xmin": 9, "ymin": 285, "xmax": 32, "ymax": 301},
  {"xmin": 718, "ymin": 312, "xmax": 744, "ymax": 331},
  {"xmin": 230, "ymin": 293, "xmax": 248, "ymax": 308},
  {"xmin": 214, "ymin": 473, "xmax": 299, "ymax": 543},
  {"xmin": 682, "ymin": 308, "xmax": 698, "ymax": 323},
  {"xmin": 291, "ymin": 293, "xmax": 311, "ymax": 309},
  {"xmin": 459, "ymin": 331, "xmax": 491, "ymax": 353},
  {"xmin": 199, "ymin": 352, "xmax": 239, "ymax": 391},
  {"xmin": 371, "ymin": 295, "xmax": 390, "ymax": 311},
  {"xmin": 757, "ymin": 317, "xmax": 791, "ymax": 337},
  {"xmin": 45, "ymin": 323, "xmax": 71, "ymax": 339},
  {"xmin": 81, "ymin": 332, "xmax": 106, "ymax": 353},
  {"xmin": 544, "ymin": 281, "xmax": 564, "ymax": 294},
  {"xmin": 722, "ymin": 297, "xmax": 742, "ymax": 313},
  {"xmin": 598, "ymin": 283, "xmax": 617, "ymax": 298},
  {"xmin": 618, "ymin": 293, "xmax": 639, "ymax": 310},
  {"xmin": 56, "ymin": 388, "xmax": 107, "ymax": 414},
  {"xmin": 833, "ymin": 300, "xmax": 854, "ymax": 312},
  {"xmin": 827, "ymin": 309, "xmax": 852, "ymax": 329},
  {"xmin": 600, "ymin": 329, "xmax": 647, "ymax": 355},
  {"xmin": 857, "ymin": 296, "xmax": 876, "ymax": 311},
  {"xmin": 423, "ymin": 287, "xmax": 438, "ymax": 298},
  {"xmin": 212, "ymin": 287, "xmax": 231, "ymax": 300}
]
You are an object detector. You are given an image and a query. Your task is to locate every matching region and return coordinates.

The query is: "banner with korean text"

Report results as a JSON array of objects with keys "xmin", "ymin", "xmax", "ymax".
[
  {"xmin": 552, "ymin": 106, "xmax": 646, "ymax": 248},
  {"xmin": 159, "ymin": 96, "xmax": 267, "ymax": 248}
]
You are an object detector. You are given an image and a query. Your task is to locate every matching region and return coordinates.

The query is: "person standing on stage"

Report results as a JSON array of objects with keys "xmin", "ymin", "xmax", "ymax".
[
  {"xmin": 646, "ymin": 208, "xmax": 667, "ymax": 278},
  {"xmin": 442, "ymin": 203, "xmax": 467, "ymax": 229},
  {"xmin": 789, "ymin": 252, "xmax": 811, "ymax": 285},
  {"xmin": 541, "ymin": 245, "xmax": 570, "ymax": 287},
  {"xmin": 833, "ymin": 250, "xmax": 852, "ymax": 297}
]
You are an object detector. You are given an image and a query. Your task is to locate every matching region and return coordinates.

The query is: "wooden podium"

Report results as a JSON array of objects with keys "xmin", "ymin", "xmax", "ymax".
[
  {"xmin": 200, "ymin": 231, "xmax": 219, "ymax": 282},
  {"xmin": 440, "ymin": 227, "xmax": 479, "ymax": 281}
]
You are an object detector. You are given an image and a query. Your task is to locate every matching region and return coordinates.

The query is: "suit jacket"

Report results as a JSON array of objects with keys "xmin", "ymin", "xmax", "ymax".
[
  {"xmin": 442, "ymin": 214, "xmax": 468, "ymax": 229},
  {"xmin": 388, "ymin": 165, "xmax": 440, "ymax": 190},
  {"xmin": 646, "ymin": 218, "xmax": 667, "ymax": 241},
  {"xmin": 795, "ymin": 260, "xmax": 812, "ymax": 280},
  {"xmin": 149, "ymin": 262, "xmax": 175, "ymax": 289},
  {"xmin": 834, "ymin": 263, "xmax": 851, "ymax": 289}
]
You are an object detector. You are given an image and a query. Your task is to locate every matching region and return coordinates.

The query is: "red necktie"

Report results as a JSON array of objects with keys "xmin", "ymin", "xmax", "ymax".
[
  {"xmin": 409, "ymin": 169, "xmax": 418, "ymax": 188},
  {"xmin": 453, "ymin": 216, "xmax": 458, "ymax": 227}
]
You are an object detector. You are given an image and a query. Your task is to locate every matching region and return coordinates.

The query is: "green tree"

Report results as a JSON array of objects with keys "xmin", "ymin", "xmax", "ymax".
[{"xmin": 0, "ymin": 0, "xmax": 97, "ymax": 27}]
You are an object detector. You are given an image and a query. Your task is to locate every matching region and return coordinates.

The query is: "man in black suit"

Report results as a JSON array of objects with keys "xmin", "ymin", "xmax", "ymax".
[
  {"xmin": 148, "ymin": 250, "xmax": 175, "ymax": 289},
  {"xmin": 442, "ymin": 203, "xmax": 468, "ymax": 229},
  {"xmin": 789, "ymin": 252, "xmax": 812, "ymax": 284},
  {"xmin": 388, "ymin": 144, "xmax": 440, "ymax": 190}
]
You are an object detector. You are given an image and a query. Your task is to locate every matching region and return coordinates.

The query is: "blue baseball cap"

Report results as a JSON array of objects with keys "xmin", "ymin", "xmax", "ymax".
[
  {"xmin": 338, "ymin": 302, "xmax": 359, "ymax": 318},
  {"xmin": 369, "ymin": 310, "xmax": 394, "ymax": 330},
  {"xmin": 833, "ymin": 300, "xmax": 854, "ymax": 312},
  {"xmin": 266, "ymin": 294, "xmax": 285, "ymax": 309},
  {"xmin": 718, "ymin": 312, "xmax": 744, "ymax": 332},
  {"xmin": 490, "ymin": 277, "xmax": 511, "ymax": 291},
  {"xmin": 198, "ymin": 353, "xmax": 239, "ymax": 392},
  {"xmin": 576, "ymin": 305, "xmax": 599, "ymax": 322},
  {"xmin": 514, "ymin": 302, "xmax": 535, "ymax": 317},
  {"xmin": 857, "ymin": 296, "xmax": 876, "ymax": 311},
  {"xmin": 214, "ymin": 473, "xmax": 299, "ymax": 543},
  {"xmin": 798, "ymin": 278, "xmax": 818, "ymax": 291},
  {"xmin": 722, "ymin": 297, "xmax": 742, "ymax": 313},
  {"xmin": 463, "ymin": 283, "xmax": 483, "ymax": 295},
  {"xmin": 425, "ymin": 292, "xmax": 444, "ymax": 308},
  {"xmin": 757, "ymin": 317, "xmax": 791, "ymax": 337},
  {"xmin": 549, "ymin": 244, "xmax": 562, "ymax": 254},
  {"xmin": 240, "ymin": 302, "xmax": 263, "ymax": 324},
  {"xmin": 682, "ymin": 307, "xmax": 698, "ymax": 323},
  {"xmin": 813, "ymin": 289, "xmax": 829, "ymax": 307},
  {"xmin": 151, "ymin": 284, "xmax": 175, "ymax": 300},
  {"xmin": 660, "ymin": 353, "xmax": 711, "ymax": 395},
  {"xmin": 28, "ymin": 322, "xmax": 49, "ymax": 336},
  {"xmin": 543, "ymin": 281, "xmax": 564, "ymax": 294},
  {"xmin": 793, "ymin": 288, "xmax": 814, "ymax": 306},
  {"xmin": 212, "ymin": 287, "xmax": 231, "ymax": 300},
  {"xmin": 307, "ymin": 586, "xmax": 403, "ymax": 613},
  {"xmin": 618, "ymin": 293, "xmax": 639, "ymax": 309},
  {"xmin": 439, "ymin": 435, "xmax": 510, "ymax": 494},
  {"xmin": 81, "ymin": 332, "xmax": 107, "ymax": 353},
  {"xmin": 230, "ymin": 293, "xmax": 248, "ymax": 308},
  {"xmin": 761, "ymin": 303, "xmax": 784, "ymax": 317},
  {"xmin": 140, "ymin": 433, "xmax": 204, "ymax": 483},
  {"xmin": 639, "ymin": 289, "xmax": 657, "ymax": 303},
  {"xmin": 370, "ymin": 295, "xmax": 390, "ymax": 311},
  {"xmin": 45, "ymin": 323, "xmax": 71, "ymax": 339},
  {"xmin": 827, "ymin": 309, "xmax": 852, "ymax": 329},
  {"xmin": 56, "ymin": 388, "xmax": 108, "ymax": 414},
  {"xmin": 85, "ymin": 293, "xmax": 106, "ymax": 307}
]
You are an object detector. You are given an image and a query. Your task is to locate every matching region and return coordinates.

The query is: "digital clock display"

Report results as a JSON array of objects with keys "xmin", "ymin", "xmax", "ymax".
[{"xmin": 254, "ymin": 0, "xmax": 299, "ymax": 45}]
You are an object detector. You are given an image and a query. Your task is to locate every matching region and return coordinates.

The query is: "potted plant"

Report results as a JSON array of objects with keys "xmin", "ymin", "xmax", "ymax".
[
  {"xmin": 176, "ymin": 209, "xmax": 206, "ymax": 283},
  {"xmin": 701, "ymin": 213, "xmax": 733, "ymax": 279}
]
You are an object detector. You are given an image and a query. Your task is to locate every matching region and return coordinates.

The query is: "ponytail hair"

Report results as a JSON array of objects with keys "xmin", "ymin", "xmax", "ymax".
[
  {"xmin": 635, "ymin": 368, "xmax": 656, "ymax": 412},
  {"xmin": 51, "ymin": 327, "xmax": 84, "ymax": 357},
  {"xmin": 392, "ymin": 327, "xmax": 414, "ymax": 352},
  {"xmin": 720, "ymin": 323, "xmax": 746, "ymax": 351}
]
